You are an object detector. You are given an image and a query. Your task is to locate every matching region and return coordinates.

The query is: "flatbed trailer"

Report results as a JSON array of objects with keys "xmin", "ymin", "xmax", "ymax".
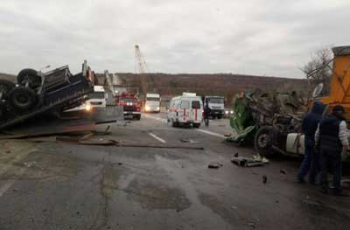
[{"xmin": 0, "ymin": 61, "xmax": 94, "ymax": 131}]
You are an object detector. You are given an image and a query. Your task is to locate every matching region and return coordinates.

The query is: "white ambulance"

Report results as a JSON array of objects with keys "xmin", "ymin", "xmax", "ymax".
[{"xmin": 167, "ymin": 93, "xmax": 203, "ymax": 128}]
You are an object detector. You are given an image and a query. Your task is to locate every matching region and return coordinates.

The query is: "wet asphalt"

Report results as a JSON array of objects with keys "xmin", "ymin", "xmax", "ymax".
[{"xmin": 0, "ymin": 112, "xmax": 349, "ymax": 230}]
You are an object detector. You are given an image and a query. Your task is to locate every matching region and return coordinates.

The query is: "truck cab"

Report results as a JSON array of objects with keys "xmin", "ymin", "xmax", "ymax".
[
  {"xmin": 206, "ymin": 96, "xmax": 225, "ymax": 119},
  {"xmin": 65, "ymin": 85, "xmax": 106, "ymax": 112},
  {"xmin": 86, "ymin": 85, "xmax": 107, "ymax": 109},
  {"xmin": 144, "ymin": 93, "xmax": 161, "ymax": 113}
]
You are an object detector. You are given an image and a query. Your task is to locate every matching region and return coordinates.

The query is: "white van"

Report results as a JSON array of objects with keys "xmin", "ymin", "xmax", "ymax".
[
  {"xmin": 167, "ymin": 93, "xmax": 203, "ymax": 128},
  {"xmin": 144, "ymin": 93, "xmax": 161, "ymax": 113}
]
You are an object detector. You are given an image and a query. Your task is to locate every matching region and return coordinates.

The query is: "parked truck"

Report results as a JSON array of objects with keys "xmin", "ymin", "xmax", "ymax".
[
  {"xmin": 144, "ymin": 93, "xmax": 161, "ymax": 113},
  {"xmin": 0, "ymin": 61, "xmax": 94, "ymax": 131},
  {"xmin": 204, "ymin": 96, "xmax": 225, "ymax": 119}
]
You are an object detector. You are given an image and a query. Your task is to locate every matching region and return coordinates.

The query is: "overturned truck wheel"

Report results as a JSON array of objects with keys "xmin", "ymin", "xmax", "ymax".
[
  {"xmin": 254, "ymin": 126, "xmax": 275, "ymax": 157},
  {"xmin": 17, "ymin": 68, "xmax": 42, "ymax": 89},
  {"xmin": 8, "ymin": 87, "xmax": 37, "ymax": 111},
  {"xmin": 0, "ymin": 79, "xmax": 16, "ymax": 99}
]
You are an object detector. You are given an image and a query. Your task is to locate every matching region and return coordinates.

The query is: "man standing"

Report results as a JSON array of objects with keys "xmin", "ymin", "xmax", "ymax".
[
  {"xmin": 203, "ymin": 99, "xmax": 211, "ymax": 127},
  {"xmin": 315, "ymin": 105, "xmax": 350, "ymax": 195},
  {"xmin": 297, "ymin": 102, "xmax": 325, "ymax": 184}
]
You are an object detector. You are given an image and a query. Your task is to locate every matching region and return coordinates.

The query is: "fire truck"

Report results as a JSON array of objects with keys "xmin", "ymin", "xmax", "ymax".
[{"xmin": 116, "ymin": 93, "xmax": 141, "ymax": 120}]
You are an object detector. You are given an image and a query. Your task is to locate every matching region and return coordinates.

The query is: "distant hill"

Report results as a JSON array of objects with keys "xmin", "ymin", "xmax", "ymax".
[
  {"xmin": 113, "ymin": 73, "xmax": 308, "ymax": 104},
  {"xmin": 0, "ymin": 73, "xmax": 15, "ymax": 82}
]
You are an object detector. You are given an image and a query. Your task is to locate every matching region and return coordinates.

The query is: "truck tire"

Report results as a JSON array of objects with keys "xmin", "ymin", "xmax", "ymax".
[
  {"xmin": 169, "ymin": 119, "xmax": 178, "ymax": 127},
  {"xmin": 9, "ymin": 87, "xmax": 37, "ymax": 111},
  {"xmin": 193, "ymin": 123, "xmax": 201, "ymax": 128},
  {"xmin": 0, "ymin": 102, "xmax": 8, "ymax": 119},
  {"xmin": 0, "ymin": 79, "xmax": 16, "ymax": 99},
  {"xmin": 17, "ymin": 68, "xmax": 42, "ymax": 89},
  {"xmin": 254, "ymin": 126, "xmax": 275, "ymax": 157},
  {"xmin": 135, "ymin": 114, "xmax": 141, "ymax": 120},
  {"xmin": 217, "ymin": 115, "xmax": 222, "ymax": 119}
]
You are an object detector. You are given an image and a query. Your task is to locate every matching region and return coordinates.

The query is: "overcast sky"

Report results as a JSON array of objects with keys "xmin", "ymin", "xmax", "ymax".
[{"xmin": 0, "ymin": 0, "xmax": 349, "ymax": 78}]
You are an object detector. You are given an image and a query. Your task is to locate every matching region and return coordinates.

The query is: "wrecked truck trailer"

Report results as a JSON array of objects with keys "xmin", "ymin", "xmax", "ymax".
[
  {"xmin": 227, "ymin": 90, "xmax": 306, "ymax": 157},
  {"xmin": 0, "ymin": 61, "xmax": 94, "ymax": 131}
]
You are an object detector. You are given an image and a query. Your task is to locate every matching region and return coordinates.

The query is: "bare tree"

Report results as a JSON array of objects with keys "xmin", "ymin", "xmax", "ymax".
[{"xmin": 302, "ymin": 47, "xmax": 333, "ymax": 96}]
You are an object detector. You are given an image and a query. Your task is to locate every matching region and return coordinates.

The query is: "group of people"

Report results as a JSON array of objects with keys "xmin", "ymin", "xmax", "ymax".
[{"xmin": 298, "ymin": 102, "xmax": 349, "ymax": 196}]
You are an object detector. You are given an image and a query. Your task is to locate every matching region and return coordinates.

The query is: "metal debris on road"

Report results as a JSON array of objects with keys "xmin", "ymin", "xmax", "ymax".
[
  {"xmin": 231, "ymin": 155, "xmax": 269, "ymax": 167},
  {"xmin": 280, "ymin": 169, "xmax": 288, "ymax": 175},
  {"xmin": 208, "ymin": 162, "xmax": 223, "ymax": 169},
  {"xmin": 262, "ymin": 175, "xmax": 267, "ymax": 184}
]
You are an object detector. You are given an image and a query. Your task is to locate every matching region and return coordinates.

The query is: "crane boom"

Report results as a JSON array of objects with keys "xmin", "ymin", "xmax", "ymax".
[{"xmin": 135, "ymin": 45, "xmax": 148, "ymax": 96}]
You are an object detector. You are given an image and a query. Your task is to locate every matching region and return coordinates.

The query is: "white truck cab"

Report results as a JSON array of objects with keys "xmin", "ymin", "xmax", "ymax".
[
  {"xmin": 144, "ymin": 93, "xmax": 161, "ymax": 113},
  {"xmin": 167, "ymin": 93, "xmax": 203, "ymax": 128},
  {"xmin": 65, "ymin": 85, "xmax": 107, "ymax": 112},
  {"xmin": 86, "ymin": 85, "xmax": 107, "ymax": 109},
  {"xmin": 205, "ymin": 96, "xmax": 225, "ymax": 119}
]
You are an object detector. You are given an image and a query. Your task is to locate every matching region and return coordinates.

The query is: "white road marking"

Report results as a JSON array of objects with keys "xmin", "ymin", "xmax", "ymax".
[
  {"xmin": 149, "ymin": 133, "xmax": 166, "ymax": 143},
  {"xmin": 197, "ymin": 129, "xmax": 226, "ymax": 139},
  {"xmin": 0, "ymin": 180, "xmax": 16, "ymax": 198}
]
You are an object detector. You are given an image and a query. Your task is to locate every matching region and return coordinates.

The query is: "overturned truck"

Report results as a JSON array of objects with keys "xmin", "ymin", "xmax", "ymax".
[
  {"xmin": 228, "ymin": 90, "xmax": 306, "ymax": 156},
  {"xmin": 228, "ymin": 46, "xmax": 350, "ymax": 162},
  {"xmin": 0, "ymin": 61, "xmax": 95, "ymax": 131}
]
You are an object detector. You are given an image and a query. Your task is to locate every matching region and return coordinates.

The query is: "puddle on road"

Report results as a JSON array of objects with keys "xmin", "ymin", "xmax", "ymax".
[{"xmin": 125, "ymin": 179, "xmax": 191, "ymax": 211}]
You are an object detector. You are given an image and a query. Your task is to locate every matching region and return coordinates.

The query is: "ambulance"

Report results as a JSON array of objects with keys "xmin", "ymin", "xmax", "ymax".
[{"xmin": 167, "ymin": 93, "xmax": 203, "ymax": 128}]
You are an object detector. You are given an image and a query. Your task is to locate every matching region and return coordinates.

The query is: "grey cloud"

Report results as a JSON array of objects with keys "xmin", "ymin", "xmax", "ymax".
[{"xmin": 0, "ymin": 0, "xmax": 350, "ymax": 78}]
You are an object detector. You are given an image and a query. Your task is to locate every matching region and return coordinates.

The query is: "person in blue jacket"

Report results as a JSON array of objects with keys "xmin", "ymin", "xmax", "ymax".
[{"xmin": 297, "ymin": 101, "xmax": 326, "ymax": 184}]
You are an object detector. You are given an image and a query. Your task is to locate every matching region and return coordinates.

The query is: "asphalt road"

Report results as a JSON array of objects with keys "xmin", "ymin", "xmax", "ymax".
[{"xmin": 0, "ymin": 112, "xmax": 350, "ymax": 230}]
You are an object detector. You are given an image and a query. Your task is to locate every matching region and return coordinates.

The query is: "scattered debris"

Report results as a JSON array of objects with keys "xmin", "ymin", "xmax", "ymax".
[
  {"xmin": 302, "ymin": 198, "xmax": 322, "ymax": 206},
  {"xmin": 231, "ymin": 205, "xmax": 238, "ymax": 210},
  {"xmin": 231, "ymin": 155, "xmax": 269, "ymax": 167},
  {"xmin": 234, "ymin": 152, "xmax": 239, "ymax": 157},
  {"xmin": 208, "ymin": 162, "xmax": 223, "ymax": 169},
  {"xmin": 79, "ymin": 139, "xmax": 118, "ymax": 146},
  {"xmin": 224, "ymin": 133, "xmax": 232, "ymax": 137},
  {"xmin": 247, "ymin": 222, "xmax": 256, "ymax": 228},
  {"xmin": 180, "ymin": 138, "xmax": 197, "ymax": 143},
  {"xmin": 280, "ymin": 169, "xmax": 288, "ymax": 175},
  {"xmin": 262, "ymin": 175, "xmax": 267, "ymax": 184}
]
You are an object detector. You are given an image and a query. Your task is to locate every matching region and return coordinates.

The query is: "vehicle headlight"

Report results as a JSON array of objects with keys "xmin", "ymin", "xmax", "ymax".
[
  {"xmin": 145, "ymin": 105, "xmax": 150, "ymax": 111},
  {"xmin": 225, "ymin": 111, "xmax": 229, "ymax": 114},
  {"xmin": 85, "ymin": 104, "xmax": 92, "ymax": 111},
  {"xmin": 230, "ymin": 110, "xmax": 234, "ymax": 114},
  {"xmin": 157, "ymin": 107, "xmax": 160, "ymax": 111}
]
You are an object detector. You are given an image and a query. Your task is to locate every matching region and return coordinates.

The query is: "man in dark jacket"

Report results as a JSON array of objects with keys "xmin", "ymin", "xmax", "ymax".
[
  {"xmin": 315, "ymin": 105, "xmax": 350, "ymax": 195},
  {"xmin": 297, "ymin": 101, "xmax": 325, "ymax": 183},
  {"xmin": 203, "ymin": 99, "xmax": 211, "ymax": 127}
]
